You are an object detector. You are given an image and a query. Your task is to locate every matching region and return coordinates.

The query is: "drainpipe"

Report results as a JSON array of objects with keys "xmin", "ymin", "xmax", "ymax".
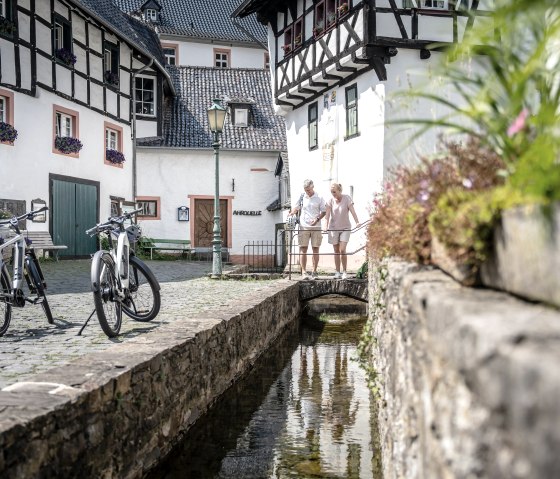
[{"xmin": 131, "ymin": 58, "xmax": 154, "ymax": 202}]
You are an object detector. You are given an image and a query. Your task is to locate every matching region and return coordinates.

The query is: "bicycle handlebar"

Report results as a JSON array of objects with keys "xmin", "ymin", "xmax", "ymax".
[
  {"xmin": 0, "ymin": 206, "xmax": 49, "ymax": 227},
  {"xmin": 85, "ymin": 208, "xmax": 144, "ymax": 236}
]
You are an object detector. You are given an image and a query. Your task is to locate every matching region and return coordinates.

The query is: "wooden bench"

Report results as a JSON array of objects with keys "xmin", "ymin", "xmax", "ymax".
[
  {"xmin": 24, "ymin": 231, "xmax": 68, "ymax": 261},
  {"xmin": 142, "ymin": 238, "xmax": 193, "ymax": 260}
]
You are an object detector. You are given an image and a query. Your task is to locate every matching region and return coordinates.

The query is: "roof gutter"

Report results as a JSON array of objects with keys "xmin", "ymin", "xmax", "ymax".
[{"xmin": 231, "ymin": 17, "xmax": 267, "ymax": 50}]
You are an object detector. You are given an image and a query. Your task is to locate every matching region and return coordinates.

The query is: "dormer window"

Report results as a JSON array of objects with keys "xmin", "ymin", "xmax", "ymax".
[
  {"xmin": 145, "ymin": 9, "xmax": 157, "ymax": 21},
  {"xmin": 403, "ymin": 0, "xmax": 449, "ymax": 8},
  {"xmin": 232, "ymin": 107, "xmax": 249, "ymax": 127}
]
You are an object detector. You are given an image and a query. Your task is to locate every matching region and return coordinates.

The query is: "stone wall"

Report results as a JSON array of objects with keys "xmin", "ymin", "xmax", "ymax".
[
  {"xmin": 367, "ymin": 260, "xmax": 560, "ymax": 479},
  {"xmin": 0, "ymin": 281, "xmax": 300, "ymax": 478}
]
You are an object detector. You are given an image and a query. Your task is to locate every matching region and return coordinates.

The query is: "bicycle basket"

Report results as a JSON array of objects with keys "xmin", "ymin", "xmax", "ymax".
[{"xmin": 126, "ymin": 224, "xmax": 142, "ymax": 244}]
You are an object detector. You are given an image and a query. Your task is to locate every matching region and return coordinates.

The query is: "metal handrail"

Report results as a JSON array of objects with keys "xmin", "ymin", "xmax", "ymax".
[{"xmin": 285, "ymin": 219, "xmax": 371, "ymax": 279}]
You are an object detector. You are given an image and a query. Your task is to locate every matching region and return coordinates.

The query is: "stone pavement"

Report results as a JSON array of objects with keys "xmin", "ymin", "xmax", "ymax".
[{"xmin": 0, "ymin": 259, "xmax": 282, "ymax": 389}]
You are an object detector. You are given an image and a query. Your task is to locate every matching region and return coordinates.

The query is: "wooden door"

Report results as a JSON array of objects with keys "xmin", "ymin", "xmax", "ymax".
[{"xmin": 194, "ymin": 199, "xmax": 227, "ymax": 247}]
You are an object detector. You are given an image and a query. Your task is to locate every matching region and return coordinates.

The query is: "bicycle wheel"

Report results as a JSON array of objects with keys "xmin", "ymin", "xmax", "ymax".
[
  {"xmin": 0, "ymin": 266, "xmax": 12, "ymax": 336},
  {"xmin": 25, "ymin": 256, "xmax": 54, "ymax": 324},
  {"xmin": 92, "ymin": 252, "xmax": 122, "ymax": 337},
  {"xmin": 122, "ymin": 256, "xmax": 161, "ymax": 322}
]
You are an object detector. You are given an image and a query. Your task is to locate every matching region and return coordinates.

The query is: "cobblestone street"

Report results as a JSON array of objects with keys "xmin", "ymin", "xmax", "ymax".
[{"xmin": 0, "ymin": 259, "xmax": 281, "ymax": 389}]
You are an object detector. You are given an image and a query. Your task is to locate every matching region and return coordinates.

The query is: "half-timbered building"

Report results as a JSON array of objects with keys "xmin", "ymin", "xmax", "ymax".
[
  {"xmin": 0, "ymin": 0, "xmax": 173, "ymax": 257},
  {"xmin": 234, "ymin": 0, "xmax": 494, "ymax": 270}
]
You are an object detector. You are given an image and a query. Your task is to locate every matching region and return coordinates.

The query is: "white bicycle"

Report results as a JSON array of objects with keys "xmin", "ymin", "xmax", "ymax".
[
  {"xmin": 0, "ymin": 207, "xmax": 53, "ymax": 336},
  {"xmin": 85, "ymin": 209, "xmax": 161, "ymax": 337}
]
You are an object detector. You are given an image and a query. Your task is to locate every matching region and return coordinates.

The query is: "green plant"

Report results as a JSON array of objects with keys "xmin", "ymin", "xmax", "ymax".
[
  {"xmin": 0, "ymin": 209, "xmax": 11, "ymax": 219},
  {"xmin": 367, "ymin": 138, "xmax": 505, "ymax": 263}
]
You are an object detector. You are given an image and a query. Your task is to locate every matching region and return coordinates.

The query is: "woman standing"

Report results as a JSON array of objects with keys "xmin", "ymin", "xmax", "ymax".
[{"xmin": 325, "ymin": 183, "xmax": 359, "ymax": 279}]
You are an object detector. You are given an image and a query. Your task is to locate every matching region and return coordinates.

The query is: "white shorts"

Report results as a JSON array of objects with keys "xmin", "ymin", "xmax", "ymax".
[{"xmin": 328, "ymin": 229, "xmax": 351, "ymax": 245}]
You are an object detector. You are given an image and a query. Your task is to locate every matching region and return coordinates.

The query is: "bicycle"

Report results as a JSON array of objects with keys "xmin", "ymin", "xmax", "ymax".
[
  {"xmin": 85, "ymin": 208, "xmax": 161, "ymax": 337},
  {"xmin": 0, "ymin": 207, "xmax": 54, "ymax": 336}
]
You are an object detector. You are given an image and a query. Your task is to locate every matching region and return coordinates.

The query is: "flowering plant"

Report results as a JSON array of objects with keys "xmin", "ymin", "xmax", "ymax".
[
  {"xmin": 106, "ymin": 149, "xmax": 125, "ymax": 164},
  {"xmin": 338, "ymin": 2, "xmax": 349, "ymax": 14},
  {"xmin": 0, "ymin": 16, "xmax": 17, "ymax": 36},
  {"xmin": 327, "ymin": 12, "xmax": 336, "ymax": 25},
  {"xmin": 55, "ymin": 48, "xmax": 77, "ymax": 66},
  {"xmin": 0, "ymin": 122, "xmax": 18, "ymax": 143},
  {"xmin": 54, "ymin": 136, "xmax": 82, "ymax": 154},
  {"xmin": 281, "ymin": 44, "xmax": 292, "ymax": 53},
  {"xmin": 294, "ymin": 34, "xmax": 302, "ymax": 46},
  {"xmin": 313, "ymin": 21, "xmax": 324, "ymax": 36},
  {"xmin": 104, "ymin": 71, "xmax": 119, "ymax": 86}
]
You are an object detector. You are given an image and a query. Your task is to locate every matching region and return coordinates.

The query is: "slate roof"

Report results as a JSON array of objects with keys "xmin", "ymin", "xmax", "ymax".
[
  {"xmin": 72, "ymin": 0, "xmax": 166, "ymax": 67},
  {"xmin": 113, "ymin": 0, "xmax": 267, "ymax": 45},
  {"xmin": 138, "ymin": 66, "xmax": 287, "ymax": 151}
]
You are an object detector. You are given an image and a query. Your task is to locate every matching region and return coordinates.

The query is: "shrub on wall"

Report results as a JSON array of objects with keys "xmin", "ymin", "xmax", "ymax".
[
  {"xmin": 0, "ymin": 122, "xmax": 18, "ymax": 143},
  {"xmin": 54, "ymin": 136, "xmax": 82, "ymax": 154},
  {"xmin": 0, "ymin": 16, "xmax": 17, "ymax": 37},
  {"xmin": 104, "ymin": 71, "xmax": 119, "ymax": 86}
]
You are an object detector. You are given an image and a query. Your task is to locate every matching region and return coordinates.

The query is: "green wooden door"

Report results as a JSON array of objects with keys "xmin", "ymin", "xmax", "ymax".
[{"xmin": 52, "ymin": 178, "xmax": 98, "ymax": 257}]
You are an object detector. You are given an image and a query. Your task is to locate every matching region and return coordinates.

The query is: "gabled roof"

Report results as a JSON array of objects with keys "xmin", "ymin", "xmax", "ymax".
[
  {"xmin": 72, "ymin": 0, "xmax": 166, "ymax": 68},
  {"xmin": 139, "ymin": 66, "xmax": 286, "ymax": 151},
  {"xmin": 140, "ymin": 0, "xmax": 161, "ymax": 11},
  {"xmin": 114, "ymin": 0, "xmax": 267, "ymax": 45}
]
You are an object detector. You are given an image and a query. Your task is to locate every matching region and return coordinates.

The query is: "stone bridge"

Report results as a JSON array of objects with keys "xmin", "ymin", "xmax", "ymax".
[{"xmin": 299, "ymin": 279, "xmax": 368, "ymax": 303}]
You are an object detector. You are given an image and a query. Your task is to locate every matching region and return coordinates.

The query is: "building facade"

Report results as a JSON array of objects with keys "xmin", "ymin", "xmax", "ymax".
[
  {"xmin": 234, "ymin": 0, "xmax": 494, "ymax": 270},
  {"xmin": 0, "ymin": 0, "xmax": 171, "ymax": 256}
]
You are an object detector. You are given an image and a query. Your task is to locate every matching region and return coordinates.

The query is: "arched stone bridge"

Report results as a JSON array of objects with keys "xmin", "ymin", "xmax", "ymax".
[{"xmin": 299, "ymin": 279, "xmax": 368, "ymax": 303}]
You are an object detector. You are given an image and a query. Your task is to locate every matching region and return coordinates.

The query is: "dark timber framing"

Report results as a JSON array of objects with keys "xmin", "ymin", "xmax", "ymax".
[{"xmin": 234, "ymin": 0, "xmax": 490, "ymax": 111}]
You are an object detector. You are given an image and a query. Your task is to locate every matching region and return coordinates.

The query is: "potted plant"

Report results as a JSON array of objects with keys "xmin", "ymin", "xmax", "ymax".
[
  {"xmin": 313, "ymin": 21, "xmax": 324, "ymax": 36},
  {"xmin": 294, "ymin": 34, "xmax": 302, "ymax": 47},
  {"xmin": 55, "ymin": 48, "xmax": 77, "ymax": 66},
  {"xmin": 0, "ymin": 122, "xmax": 18, "ymax": 143},
  {"xmin": 104, "ymin": 71, "xmax": 119, "ymax": 87},
  {"xmin": 338, "ymin": 2, "xmax": 349, "ymax": 15},
  {"xmin": 281, "ymin": 44, "xmax": 292, "ymax": 54},
  {"xmin": 0, "ymin": 16, "xmax": 17, "ymax": 37},
  {"xmin": 54, "ymin": 136, "xmax": 82, "ymax": 154},
  {"xmin": 106, "ymin": 149, "xmax": 125, "ymax": 164},
  {"xmin": 327, "ymin": 12, "xmax": 337, "ymax": 26}
]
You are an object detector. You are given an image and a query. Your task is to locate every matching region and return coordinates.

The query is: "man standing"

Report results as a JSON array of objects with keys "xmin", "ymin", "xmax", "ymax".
[{"xmin": 288, "ymin": 179, "xmax": 326, "ymax": 279}]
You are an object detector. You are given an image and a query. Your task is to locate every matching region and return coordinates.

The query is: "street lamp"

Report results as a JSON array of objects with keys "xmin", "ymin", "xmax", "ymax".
[{"xmin": 207, "ymin": 98, "xmax": 227, "ymax": 278}]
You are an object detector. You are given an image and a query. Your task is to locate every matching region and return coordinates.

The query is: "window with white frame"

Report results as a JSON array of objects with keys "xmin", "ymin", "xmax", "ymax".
[
  {"xmin": 0, "ymin": 0, "xmax": 6, "ymax": 18},
  {"xmin": 0, "ymin": 96, "xmax": 6, "ymax": 123},
  {"xmin": 137, "ymin": 199, "xmax": 158, "ymax": 218},
  {"xmin": 233, "ymin": 108, "xmax": 248, "ymax": 127},
  {"xmin": 54, "ymin": 22, "xmax": 64, "ymax": 50},
  {"xmin": 56, "ymin": 112, "xmax": 72, "ymax": 137},
  {"xmin": 214, "ymin": 50, "xmax": 230, "ymax": 68},
  {"xmin": 144, "ymin": 9, "xmax": 157, "ymax": 21},
  {"xmin": 403, "ymin": 0, "xmax": 449, "ymax": 8},
  {"xmin": 345, "ymin": 84, "xmax": 358, "ymax": 138},
  {"xmin": 135, "ymin": 76, "xmax": 155, "ymax": 116},
  {"xmin": 308, "ymin": 102, "xmax": 318, "ymax": 150},
  {"xmin": 163, "ymin": 47, "xmax": 177, "ymax": 65},
  {"xmin": 106, "ymin": 128, "xmax": 118, "ymax": 150}
]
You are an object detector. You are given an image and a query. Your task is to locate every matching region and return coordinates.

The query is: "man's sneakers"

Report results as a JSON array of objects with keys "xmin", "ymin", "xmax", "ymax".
[
  {"xmin": 333, "ymin": 271, "xmax": 341, "ymax": 279},
  {"xmin": 300, "ymin": 271, "xmax": 320, "ymax": 280},
  {"xmin": 301, "ymin": 272, "xmax": 310, "ymax": 280}
]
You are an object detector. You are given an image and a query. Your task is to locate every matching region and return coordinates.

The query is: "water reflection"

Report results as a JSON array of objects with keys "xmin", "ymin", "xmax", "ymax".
[{"xmin": 147, "ymin": 316, "xmax": 377, "ymax": 479}]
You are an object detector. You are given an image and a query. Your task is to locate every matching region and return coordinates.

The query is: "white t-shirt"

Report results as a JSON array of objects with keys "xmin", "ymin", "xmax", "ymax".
[{"xmin": 297, "ymin": 192, "xmax": 326, "ymax": 229}]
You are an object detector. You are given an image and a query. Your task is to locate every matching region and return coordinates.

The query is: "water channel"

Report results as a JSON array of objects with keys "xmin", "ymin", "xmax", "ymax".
[{"xmin": 147, "ymin": 306, "xmax": 380, "ymax": 479}]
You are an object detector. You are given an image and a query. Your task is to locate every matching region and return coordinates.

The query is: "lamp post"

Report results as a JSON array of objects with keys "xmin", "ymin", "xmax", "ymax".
[{"xmin": 207, "ymin": 98, "xmax": 227, "ymax": 279}]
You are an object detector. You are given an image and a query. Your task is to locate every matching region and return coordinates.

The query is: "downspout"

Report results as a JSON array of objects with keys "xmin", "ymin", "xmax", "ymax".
[
  {"xmin": 131, "ymin": 58, "xmax": 154, "ymax": 202},
  {"xmin": 232, "ymin": 18, "xmax": 268, "ymax": 50}
]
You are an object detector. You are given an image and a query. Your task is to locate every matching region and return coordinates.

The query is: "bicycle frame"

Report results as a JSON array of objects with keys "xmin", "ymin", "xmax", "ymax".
[{"xmin": 0, "ymin": 232, "xmax": 26, "ymax": 294}]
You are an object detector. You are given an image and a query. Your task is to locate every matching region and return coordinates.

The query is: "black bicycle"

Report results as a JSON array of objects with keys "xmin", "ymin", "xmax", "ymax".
[
  {"xmin": 85, "ymin": 209, "xmax": 161, "ymax": 337},
  {"xmin": 0, "ymin": 207, "xmax": 53, "ymax": 336}
]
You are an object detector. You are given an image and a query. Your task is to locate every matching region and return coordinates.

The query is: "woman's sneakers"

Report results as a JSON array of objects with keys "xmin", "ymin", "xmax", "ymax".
[
  {"xmin": 341, "ymin": 272, "xmax": 348, "ymax": 280},
  {"xmin": 333, "ymin": 271, "xmax": 341, "ymax": 279}
]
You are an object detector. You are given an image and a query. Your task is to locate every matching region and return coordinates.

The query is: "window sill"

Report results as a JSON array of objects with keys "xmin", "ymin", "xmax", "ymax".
[
  {"xmin": 344, "ymin": 132, "xmax": 360, "ymax": 142},
  {"xmin": 54, "ymin": 59, "xmax": 75, "ymax": 70},
  {"xmin": 52, "ymin": 148, "xmax": 80, "ymax": 158},
  {"xmin": 0, "ymin": 140, "xmax": 15, "ymax": 146},
  {"xmin": 104, "ymin": 159, "xmax": 124, "ymax": 169}
]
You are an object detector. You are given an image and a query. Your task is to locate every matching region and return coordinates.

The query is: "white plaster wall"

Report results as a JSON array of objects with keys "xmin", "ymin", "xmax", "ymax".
[
  {"xmin": 284, "ymin": 72, "xmax": 386, "ymax": 270},
  {"xmin": 162, "ymin": 39, "xmax": 267, "ymax": 69},
  {"xmin": 136, "ymin": 120, "xmax": 158, "ymax": 138},
  {"xmin": 0, "ymin": 89, "xmax": 133, "ymax": 230},
  {"xmin": 136, "ymin": 148, "xmax": 282, "ymax": 255}
]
